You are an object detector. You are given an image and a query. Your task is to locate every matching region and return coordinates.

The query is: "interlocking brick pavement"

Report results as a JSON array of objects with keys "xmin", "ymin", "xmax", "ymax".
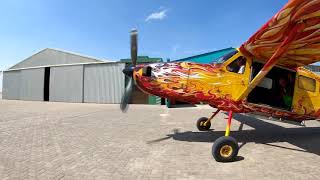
[{"xmin": 0, "ymin": 99, "xmax": 320, "ymax": 179}]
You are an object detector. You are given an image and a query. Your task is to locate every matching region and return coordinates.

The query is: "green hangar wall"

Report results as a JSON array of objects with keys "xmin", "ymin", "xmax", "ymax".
[{"xmin": 173, "ymin": 47, "xmax": 235, "ymax": 64}]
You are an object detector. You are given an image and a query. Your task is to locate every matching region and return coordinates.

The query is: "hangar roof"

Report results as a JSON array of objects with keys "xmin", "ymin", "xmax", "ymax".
[
  {"xmin": 9, "ymin": 48, "xmax": 110, "ymax": 70},
  {"xmin": 120, "ymin": 56, "xmax": 162, "ymax": 64}
]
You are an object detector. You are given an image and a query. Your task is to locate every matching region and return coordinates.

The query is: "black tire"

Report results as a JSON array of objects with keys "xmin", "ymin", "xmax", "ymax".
[
  {"xmin": 212, "ymin": 136, "xmax": 239, "ymax": 162},
  {"xmin": 196, "ymin": 117, "xmax": 211, "ymax": 131}
]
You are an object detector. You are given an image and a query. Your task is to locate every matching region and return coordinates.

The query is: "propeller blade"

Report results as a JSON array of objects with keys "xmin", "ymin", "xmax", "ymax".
[
  {"xmin": 120, "ymin": 29, "xmax": 138, "ymax": 113},
  {"xmin": 130, "ymin": 29, "xmax": 138, "ymax": 66},
  {"xmin": 120, "ymin": 77, "xmax": 133, "ymax": 112}
]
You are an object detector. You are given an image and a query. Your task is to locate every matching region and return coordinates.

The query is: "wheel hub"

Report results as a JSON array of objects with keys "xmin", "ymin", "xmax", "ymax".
[
  {"xmin": 200, "ymin": 121, "xmax": 209, "ymax": 127},
  {"xmin": 220, "ymin": 145, "xmax": 233, "ymax": 158}
]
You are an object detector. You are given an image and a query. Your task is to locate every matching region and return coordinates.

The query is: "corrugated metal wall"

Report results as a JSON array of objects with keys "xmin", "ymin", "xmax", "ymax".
[
  {"xmin": 3, "ymin": 71, "xmax": 21, "ymax": 100},
  {"xmin": 50, "ymin": 65, "xmax": 84, "ymax": 103},
  {"xmin": 84, "ymin": 63, "xmax": 125, "ymax": 103},
  {"xmin": 20, "ymin": 68, "xmax": 44, "ymax": 101},
  {"xmin": 0, "ymin": 72, "xmax": 3, "ymax": 94},
  {"xmin": 3, "ymin": 62, "xmax": 126, "ymax": 103}
]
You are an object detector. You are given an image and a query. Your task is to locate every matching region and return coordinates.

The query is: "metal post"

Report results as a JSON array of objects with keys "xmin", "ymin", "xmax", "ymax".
[{"xmin": 204, "ymin": 109, "xmax": 220, "ymax": 125}]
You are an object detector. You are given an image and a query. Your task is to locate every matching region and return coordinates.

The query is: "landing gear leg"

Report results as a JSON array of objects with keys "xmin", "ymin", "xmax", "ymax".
[
  {"xmin": 212, "ymin": 111, "xmax": 239, "ymax": 162},
  {"xmin": 196, "ymin": 110, "xmax": 220, "ymax": 131}
]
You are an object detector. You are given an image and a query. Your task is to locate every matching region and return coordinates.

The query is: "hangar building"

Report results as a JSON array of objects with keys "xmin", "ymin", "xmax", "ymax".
[{"xmin": 2, "ymin": 48, "xmax": 126, "ymax": 104}]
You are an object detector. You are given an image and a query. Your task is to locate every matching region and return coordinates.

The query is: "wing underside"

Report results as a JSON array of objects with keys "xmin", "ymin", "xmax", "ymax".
[{"xmin": 240, "ymin": 0, "xmax": 320, "ymax": 68}]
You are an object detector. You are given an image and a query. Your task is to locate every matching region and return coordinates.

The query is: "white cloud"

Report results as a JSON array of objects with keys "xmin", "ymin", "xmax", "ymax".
[{"xmin": 145, "ymin": 9, "xmax": 168, "ymax": 22}]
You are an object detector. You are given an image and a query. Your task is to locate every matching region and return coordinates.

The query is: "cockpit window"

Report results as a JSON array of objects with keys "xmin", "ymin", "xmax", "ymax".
[
  {"xmin": 227, "ymin": 56, "xmax": 246, "ymax": 74},
  {"xmin": 215, "ymin": 50, "xmax": 238, "ymax": 64}
]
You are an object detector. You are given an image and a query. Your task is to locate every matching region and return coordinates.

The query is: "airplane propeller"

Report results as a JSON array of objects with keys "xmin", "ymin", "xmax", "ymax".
[{"xmin": 120, "ymin": 29, "xmax": 138, "ymax": 112}]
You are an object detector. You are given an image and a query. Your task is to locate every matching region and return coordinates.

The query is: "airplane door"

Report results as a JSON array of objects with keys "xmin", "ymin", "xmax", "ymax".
[
  {"xmin": 292, "ymin": 70, "xmax": 320, "ymax": 115},
  {"xmin": 220, "ymin": 54, "xmax": 251, "ymax": 100}
]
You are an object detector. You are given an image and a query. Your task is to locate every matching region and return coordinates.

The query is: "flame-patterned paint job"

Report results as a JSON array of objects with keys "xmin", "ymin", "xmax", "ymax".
[
  {"xmin": 241, "ymin": 0, "xmax": 320, "ymax": 68},
  {"xmin": 133, "ymin": 59, "xmax": 320, "ymax": 122}
]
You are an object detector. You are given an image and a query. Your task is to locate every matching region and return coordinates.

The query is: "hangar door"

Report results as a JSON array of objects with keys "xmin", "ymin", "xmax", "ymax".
[
  {"xmin": 84, "ymin": 63, "xmax": 125, "ymax": 103},
  {"xmin": 20, "ymin": 68, "xmax": 45, "ymax": 101},
  {"xmin": 3, "ymin": 70, "xmax": 21, "ymax": 100},
  {"xmin": 50, "ymin": 65, "xmax": 84, "ymax": 103}
]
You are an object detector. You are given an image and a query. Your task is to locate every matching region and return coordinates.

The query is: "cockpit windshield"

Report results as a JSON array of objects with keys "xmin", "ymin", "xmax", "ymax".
[{"xmin": 215, "ymin": 49, "xmax": 239, "ymax": 64}]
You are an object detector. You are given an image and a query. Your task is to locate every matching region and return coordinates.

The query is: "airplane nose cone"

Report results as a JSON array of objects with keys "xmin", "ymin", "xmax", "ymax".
[{"xmin": 122, "ymin": 66, "xmax": 134, "ymax": 77}]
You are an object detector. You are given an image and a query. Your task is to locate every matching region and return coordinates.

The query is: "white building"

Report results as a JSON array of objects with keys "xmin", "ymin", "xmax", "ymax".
[{"xmin": 2, "ymin": 48, "xmax": 125, "ymax": 103}]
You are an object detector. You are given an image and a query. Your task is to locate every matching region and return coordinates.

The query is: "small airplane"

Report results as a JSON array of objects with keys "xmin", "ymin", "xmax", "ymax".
[{"xmin": 120, "ymin": 0, "xmax": 320, "ymax": 162}]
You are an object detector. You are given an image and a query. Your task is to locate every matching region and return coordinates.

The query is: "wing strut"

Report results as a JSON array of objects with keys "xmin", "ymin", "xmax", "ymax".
[{"xmin": 237, "ymin": 22, "xmax": 305, "ymax": 101}]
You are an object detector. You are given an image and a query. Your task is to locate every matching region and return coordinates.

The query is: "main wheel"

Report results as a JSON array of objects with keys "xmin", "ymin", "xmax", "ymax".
[
  {"xmin": 196, "ymin": 117, "xmax": 211, "ymax": 131},
  {"xmin": 212, "ymin": 136, "xmax": 239, "ymax": 162}
]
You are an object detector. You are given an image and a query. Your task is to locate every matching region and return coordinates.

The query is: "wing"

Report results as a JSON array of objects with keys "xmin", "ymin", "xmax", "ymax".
[{"xmin": 240, "ymin": 0, "xmax": 320, "ymax": 68}]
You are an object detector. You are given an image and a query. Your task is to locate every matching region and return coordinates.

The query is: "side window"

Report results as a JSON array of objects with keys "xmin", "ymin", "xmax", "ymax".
[
  {"xmin": 227, "ymin": 56, "xmax": 246, "ymax": 74},
  {"xmin": 298, "ymin": 75, "xmax": 316, "ymax": 92}
]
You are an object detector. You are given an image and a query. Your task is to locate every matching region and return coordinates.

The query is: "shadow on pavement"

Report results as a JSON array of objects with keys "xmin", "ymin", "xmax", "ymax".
[{"xmin": 149, "ymin": 113, "xmax": 320, "ymax": 156}]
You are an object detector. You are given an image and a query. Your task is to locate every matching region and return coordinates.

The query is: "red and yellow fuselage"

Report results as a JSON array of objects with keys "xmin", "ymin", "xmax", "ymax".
[{"xmin": 133, "ymin": 50, "xmax": 320, "ymax": 122}]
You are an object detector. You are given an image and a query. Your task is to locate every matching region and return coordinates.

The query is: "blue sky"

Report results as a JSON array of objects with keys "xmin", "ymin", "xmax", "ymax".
[{"xmin": 0, "ymin": 0, "xmax": 288, "ymax": 90}]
